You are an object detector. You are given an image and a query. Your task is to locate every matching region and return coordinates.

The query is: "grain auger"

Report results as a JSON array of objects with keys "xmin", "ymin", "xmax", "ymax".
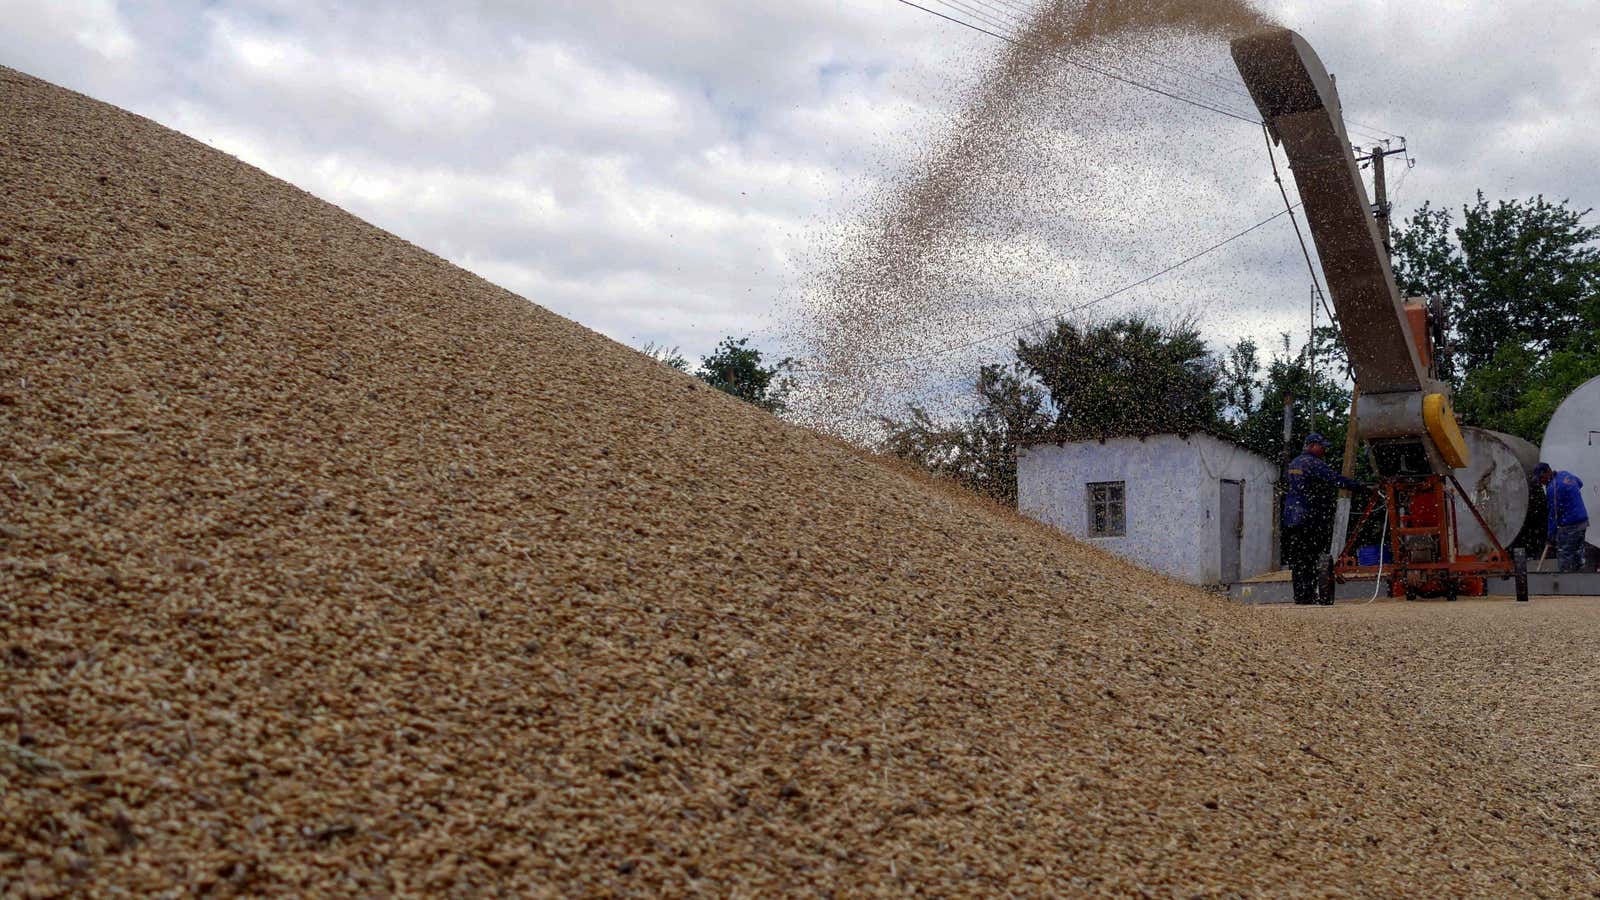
[{"xmin": 1231, "ymin": 28, "xmax": 1529, "ymax": 602}]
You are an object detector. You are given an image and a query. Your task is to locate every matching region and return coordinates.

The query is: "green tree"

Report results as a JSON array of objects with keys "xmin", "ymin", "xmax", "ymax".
[
  {"xmin": 1225, "ymin": 334, "xmax": 1352, "ymax": 470},
  {"xmin": 640, "ymin": 341, "xmax": 689, "ymax": 372},
  {"xmin": 1390, "ymin": 204, "xmax": 1464, "ymax": 322},
  {"xmin": 1454, "ymin": 193, "xmax": 1600, "ymax": 369},
  {"xmin": 1216, "ymin": 337, "xmax": 1261, "ymax": 422},
  {"xmin": 879, "ymin": 363, "xmax": 1050, "ymax": 504},
  {"xmin": 1390, "ymin": 193, "xmax": 1600, "ymax": 440},
  {"xmin": 697, "ymin": 337, "xmax": 796, "ymax": 413},
  {"xmin": 880, "ymin": 315, "xmax": 1237, "ymax": 505},
  {"xmin": 1016, "ymin": 316, "xmax": 1222, "ymax": 440},
  {"xmin": 880, "ymin": 319, "xmax": 1365, "ymax": 507},
  {"xmin": 1456, "ymin": 343, "xmax": 1600, "ymax": 441}
]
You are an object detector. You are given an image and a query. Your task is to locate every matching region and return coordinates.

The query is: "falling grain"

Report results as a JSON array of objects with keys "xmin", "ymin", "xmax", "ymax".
[{"xmin": 791, "ymin": 0, "xmax": 1275, "ymax": 435}]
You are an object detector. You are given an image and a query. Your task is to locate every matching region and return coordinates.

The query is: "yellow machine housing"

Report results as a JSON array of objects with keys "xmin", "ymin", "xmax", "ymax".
[{"xmin": 1423, "ymin": 394, "xmax": 1469, "ymax": 469}]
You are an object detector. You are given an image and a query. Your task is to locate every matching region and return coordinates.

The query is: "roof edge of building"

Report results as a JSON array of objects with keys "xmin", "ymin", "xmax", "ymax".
[{"xmin": 1019, "ymin": 430, "xmax": 1258, "ymax": 454}]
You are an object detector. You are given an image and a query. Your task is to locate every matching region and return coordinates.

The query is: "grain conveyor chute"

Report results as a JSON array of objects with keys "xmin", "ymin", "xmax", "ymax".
[{"xmin": 1231, "ymin": 28, "xmax": 1528, "ymax": 601}]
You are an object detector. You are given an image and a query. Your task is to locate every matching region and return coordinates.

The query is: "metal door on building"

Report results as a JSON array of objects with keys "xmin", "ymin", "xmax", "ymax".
[{"xmin": 1220, "ymin": 480, "xmax": 1244, "ymax": 584}]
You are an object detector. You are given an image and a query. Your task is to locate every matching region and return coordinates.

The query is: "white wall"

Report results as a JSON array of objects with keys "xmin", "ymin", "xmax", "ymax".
[{"xmin": 1017, "ymin": 434, "xmax": 1278, "ymax": 585}]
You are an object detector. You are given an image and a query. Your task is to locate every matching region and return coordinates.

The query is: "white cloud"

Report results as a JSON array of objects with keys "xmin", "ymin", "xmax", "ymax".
[
  {"xmin": 206, "ymin": 14, "xmax": 495, "ymax": 133},
  {"xmin": 508, "ymin": 39, "xmax": 693, "ymax": 144},
  {"xmin": 70, "ymin": 0, "xmax": 136, "ymax": 59},
  {"xmin": 0, "ymin": 0, "xmax": 137, "ymax": 85}
]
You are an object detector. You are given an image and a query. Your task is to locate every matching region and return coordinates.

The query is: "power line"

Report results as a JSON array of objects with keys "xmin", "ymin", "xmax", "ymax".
[
  {"xmin": 1261, "ymin": 124, "xmax": 1339, "ymax": 329},
  {"xmin": 894, "ymin": 0, "xmax": 1265, "ymax": 126},
  {"xmin": 928, "ymin": 0, "xmax": 1405, "ymax": 143},
  {"xmin": 1034, "ymin": 0, "xmax": 1406, "ymax": 141},
  {"xmin": 971, "ymin": 0, "xmax": 1035, "ymax": 18},
  {"xmin": 1388, "ymin": 149, "xmax": 1418, "ymax": 213},
  {"xmin": 880, "ymin": 203, "xmax": 1303, "ymax": 368},
  {"xmin": 927, "ymin": 0, "xmax": 1016, "ymax": 33},
  {"xmin": 954, "ymin": 0, "xmax": 1260, "ymax": 107},
  {"xmin": 1074, "ymin": 45, "xmax": 1263, "ymax": 123},
  {"xmin": 961, "ymin": 0, "xmax": 1032, "ymax": 24},
  {"xmin": 923, "ymin": 0, "xmax": 1266, "ymax": 123}
]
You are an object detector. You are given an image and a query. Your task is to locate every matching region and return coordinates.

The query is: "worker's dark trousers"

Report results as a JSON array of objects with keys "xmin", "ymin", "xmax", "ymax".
[
  {"xmin": 1283, "ymin": 523, "xmax": 1316, "ymax": 603},
  {"xmin": 1555, "ymin": 520, "xmax": 1590, "ymax": 573}
]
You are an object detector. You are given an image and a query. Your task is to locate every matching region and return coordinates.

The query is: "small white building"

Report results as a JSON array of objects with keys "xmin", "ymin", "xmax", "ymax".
[{"xmin": 1018, "ymin": 433, "xmax": 1278, "ymax": 586}]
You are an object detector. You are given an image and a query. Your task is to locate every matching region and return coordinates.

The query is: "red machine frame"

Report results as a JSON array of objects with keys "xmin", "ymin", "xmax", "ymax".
[{"xmin": 1330, "ymin": 472, "xmax": 1523, "ymax": 601}]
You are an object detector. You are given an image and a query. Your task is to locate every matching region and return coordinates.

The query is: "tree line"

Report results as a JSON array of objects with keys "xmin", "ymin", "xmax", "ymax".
[
  {"xmin": 635, "ymin": 192, "xmax": 1599, "ymax": 507},
  {"xmin": 881, "ymin": 192, "xmax": 1600, "ymax": 505},
  {"xmin": 643, "ymin": 336, "xmax": 797, "ymax": 413}
]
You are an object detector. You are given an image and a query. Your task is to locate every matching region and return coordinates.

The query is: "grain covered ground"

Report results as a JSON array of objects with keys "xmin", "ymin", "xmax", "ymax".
[
  {"xmin": 2, "ymin": 67, "xmax": 1598, "ymax": 895},
  {"xmin": 1280, "ymin": 597, "xmax": 1600, "ymax": 868}
]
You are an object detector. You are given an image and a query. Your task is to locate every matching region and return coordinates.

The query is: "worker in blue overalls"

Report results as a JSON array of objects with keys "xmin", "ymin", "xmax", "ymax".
[
  {"xmin": 1283, "ymin": 433, "xmax": 1369, "ymax": 605},
  {"xmin": 1536, "ymin": 463, "xmax": 1590, "ymax": 573}
]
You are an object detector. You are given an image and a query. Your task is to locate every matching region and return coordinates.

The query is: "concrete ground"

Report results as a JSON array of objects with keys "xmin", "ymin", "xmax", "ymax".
[
  {"xmin": 1265, "ymin": 596, "xmax": 1600, "ymax": 863},
  {"xmin": 1230, "ymin": 571, "xmax": 1600, "ymax": 603}
]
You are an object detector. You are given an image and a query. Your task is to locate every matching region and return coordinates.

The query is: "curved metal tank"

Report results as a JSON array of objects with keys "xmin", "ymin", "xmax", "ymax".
[
  {"xmin": 1540, "ymin": 375, "xmax": 1600, "ymax": 549},
  {"xmin": 1452, "ymin": 427, "xmax": 1536, "ymax": 556}
]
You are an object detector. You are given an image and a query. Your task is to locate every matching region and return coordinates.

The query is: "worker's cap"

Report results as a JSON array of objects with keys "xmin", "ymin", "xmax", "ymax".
[
  {"xmin": 1533, "ymin": 463, "xmax": 1553, "ymax": 477},
  {"xmin": 1303, "ymin": 432, "xmax": 1328, "ymax": 447}
]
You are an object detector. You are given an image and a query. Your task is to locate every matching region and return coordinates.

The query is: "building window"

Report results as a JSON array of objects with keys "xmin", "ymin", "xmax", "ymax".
[{"xmin": 1086, "ymin": 481, "xmax": 1126, "ymax": 538}]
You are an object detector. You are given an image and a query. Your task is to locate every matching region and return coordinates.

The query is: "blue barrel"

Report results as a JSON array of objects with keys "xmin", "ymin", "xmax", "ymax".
[{"xmin": 1356, "ymin": 545, "xmax": 1393, "ymax": 566}]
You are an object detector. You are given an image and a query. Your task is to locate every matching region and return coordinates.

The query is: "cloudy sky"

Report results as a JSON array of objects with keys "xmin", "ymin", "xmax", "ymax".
[{"xmin": 4, "ymin": 0, "xmax": 1596, "ymax": 406}]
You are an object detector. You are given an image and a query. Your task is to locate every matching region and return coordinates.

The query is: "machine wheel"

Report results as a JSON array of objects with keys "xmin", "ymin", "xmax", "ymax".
[
  {"xmin": 1513, "ymin": 548, "xmax": 1530, "ymax": 603},
  {"xmin": 1315, "ymin": 553, "xmax": 1335, "ymax": 606},
  {"xmin": 1445, "ymin": 577, "xmax": 1459, "ymax": 602}
]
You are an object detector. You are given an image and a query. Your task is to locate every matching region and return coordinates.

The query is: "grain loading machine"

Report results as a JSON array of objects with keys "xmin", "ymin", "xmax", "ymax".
[{"xmin": 1231, "ymin": 28, "xmax": 1530, "ymax": 602}]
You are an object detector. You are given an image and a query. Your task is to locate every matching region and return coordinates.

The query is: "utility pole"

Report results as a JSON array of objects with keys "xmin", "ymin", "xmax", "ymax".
[
  {"xmin": 1362, "ymin": 142, "xmax": 1408, "ymax": 261},
  {"xmin": 1308, "ymin": 283, "xmax": 1317, "ymax": 434},
  {"xmin": 1372, "ymin": 145, "xmax": 1391, "ymax": 259},
  {"xmin": 1277, "ymin": 388, "xmax": 1294, "ymax": 569}
]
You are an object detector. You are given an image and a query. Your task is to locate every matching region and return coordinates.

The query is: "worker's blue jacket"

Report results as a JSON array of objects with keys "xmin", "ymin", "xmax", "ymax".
[
  {"xmin": 1546, "ymin": 471, "xmax": 1589, "ymax": 537},
  {"xmin": 1282, "ymin": 451, "xmax": 1365, "ymax": 529}
]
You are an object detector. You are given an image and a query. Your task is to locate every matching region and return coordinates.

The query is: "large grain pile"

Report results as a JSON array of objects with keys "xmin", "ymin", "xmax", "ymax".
[{"xmin": 1, "ymin": 68, "xmax": 1596, "ymax": 894}]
